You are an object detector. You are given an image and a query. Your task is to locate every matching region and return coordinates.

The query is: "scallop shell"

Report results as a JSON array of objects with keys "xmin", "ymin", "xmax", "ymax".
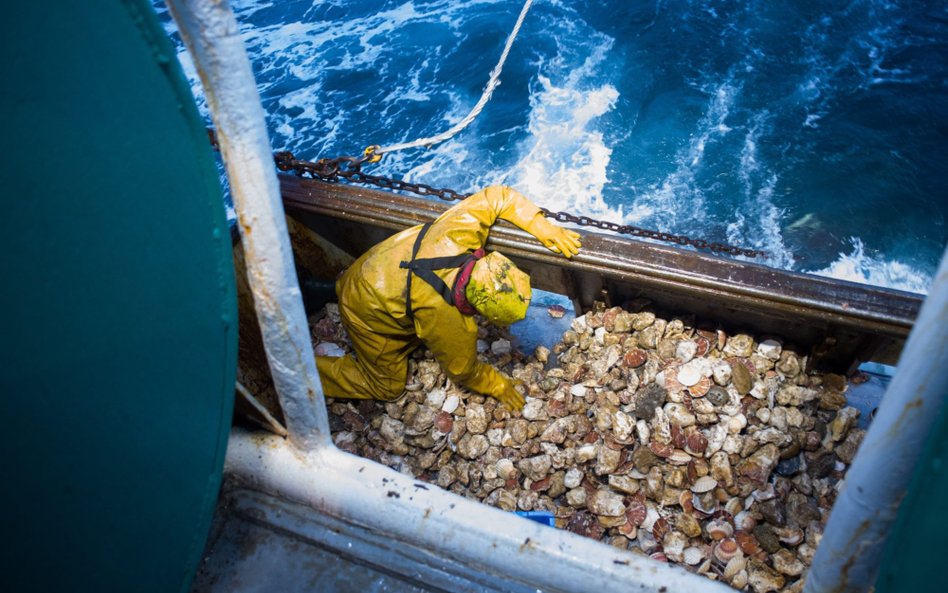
[
  {"xmin": 652, "ymin": 516, "xmax": 670, "ymax": 541},
  {"xmin": 667, "ymin": 449, "xmax": 693, "ymax": 465},
  {"xmin": 691, "ymin": 476, "xmax": 718, "ymax": 493},
  {"xmin": 623, "ymin": 348, "xmax": 648, "ymax": 368},
  {"xmin": 649, "ymin": 551, "xmax": 668, "ymax": 563},
  {"xmin": 723, "ymin": 554, "xmax": 747, "ymax": 579},
  {"xmin": 692, "ymin": 492, "xmax": 717, "ymax": 516},
  {"xmin": 706, "ymin": 518, "xmax": 734, "ymax": 540},
  {"xmin": 734, "ymin": 510, "xmax": 756, "ymax": 532},
  {"xmin": 734, "ymin": 531, "xmax": 762, "ymax": 556},
  {"xmin": 685, "ymin": 429, "xmax": 709, "ymax": 455},
  {"xmin": 627, "ymin": 499, "xmax": 647, "ymax": 527},
  {"xmin": 694, "ymin": 335, "xmax": 711, "ymax": 357},
  {"xmin": 618, "ymin": 519, "xmax": 638, "ymax": 538},
  {"xmin": 713, "ymin": 537, "xmax": 740, "ymax": 563},
  {"xmin": 683, "ymin": 546, "xmax": 706, "ymax": 566},
  {"xmin": 648, "ymin": 440, "xmax": 674, "ymax": 458},
  {"xmin": 664, "ymin": 367, "xmax": 685, "ymax": 393},
  {"xmin": 687, "ymin": 376, "xmax": 712, "ymax": 397},
  {"xmin": 435, "ymin": 411, "xmax": 454, "ymax": 433},
  {"xmin": 679, "ymin": 490, "xmax": 695, "ymax": 513},
  {"xmin": 677, "ymin": 364, "xmax": 702, "ymax": 387}
]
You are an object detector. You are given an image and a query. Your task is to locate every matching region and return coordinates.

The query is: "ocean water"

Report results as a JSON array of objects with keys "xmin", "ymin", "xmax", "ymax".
[{"xmin": 155, "ymin": 0, "xmax": 947, "ymax": 294}]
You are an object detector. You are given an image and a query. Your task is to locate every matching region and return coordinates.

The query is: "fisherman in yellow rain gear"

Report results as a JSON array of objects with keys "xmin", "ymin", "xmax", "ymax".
[{"xmin": 315, "ymin": 185, "xmax": 581, "ymax": 411}]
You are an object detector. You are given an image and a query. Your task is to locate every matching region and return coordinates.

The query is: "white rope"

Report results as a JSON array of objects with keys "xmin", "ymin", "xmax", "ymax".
[{"xmin": 374, "ymin": 0, "xmax": 534, "ymax": 156}]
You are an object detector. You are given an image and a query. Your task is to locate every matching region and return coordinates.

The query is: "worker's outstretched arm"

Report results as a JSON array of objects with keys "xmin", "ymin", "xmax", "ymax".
[
  {"xmin": 437, "ymin": 185, "xmax": 581, "ymax": 258},
  {"xmin": 522, "ymin": 209, "xmax": 582, "ymax": 258},
  {"xmin": 415, "ymin": 308, "xmax": 525, "ymax": 410}
]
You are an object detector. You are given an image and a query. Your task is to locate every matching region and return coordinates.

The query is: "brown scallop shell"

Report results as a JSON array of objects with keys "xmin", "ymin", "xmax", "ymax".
[
  {"xmin": 679, "ymin": 490, "xmax": 695, "ymax": 513},
  {"xmin": 682, "ymin": 392, "xmax": 696, "ymax": 413},
  {"xmin": 713, "ymin": 537, "xmax": 740, "ymax": 563},
  {"xmin": 670, "ymin": 423, "xmax": 687, "ymax": 449},
  {"xmin": 711, "ymin": 509, "xmax": 735, "ymax": 525},
  {"xmin": 694, "ymin": 335, "xmax": 711, "ymax": 357},
  {"xmin": 686, "ymin": 459, "xmax": 699, "ymax": 484},
  {"xmin": 664, "ymin": 366, "xmax": 685, "ymax": 393},
  {"xmin": 566, "ymin": 511, "xmax": 605, "ymax": 540},
  {"xmin": 530, "ymin": 475, "xmax": 553, "ymax": 491},
  {"xmin": 627, "ymin": 499, "xmax": 647, "ymax": 527},
  {"xmin": 649, "ymin": 551, "xmax": 668, "ymax": 563},
  {"xmin": 652, "ymin": 516, "xmax": 670, "ymax": 541},
  {"xmin": 706, "ymin": 519, "xmax": 734, "ymax": 541},
  {"xmin": 435, "ymin": 411, "xmax": 454, "ymax": 433},
  {"xmin": 687, "ymin": 376, "xmax": 712, "ymax": 397},
  {"xmin": 649, "ymin": 440, "xmax": 675, "ymax": 458},
  {"xmin": 623, "ymin": 348, "xmax": 648, "ymax": 368},
  {"xmin": 685, "ymin": 429, "xmax": 709, "ymax": 455},
  {"xmin": 618, "ymin": 519, "xmax": 638, "ymax": 537},
  {"xmin": 734, "ymin": 531, "xmax": 762, "ymax": 556}
]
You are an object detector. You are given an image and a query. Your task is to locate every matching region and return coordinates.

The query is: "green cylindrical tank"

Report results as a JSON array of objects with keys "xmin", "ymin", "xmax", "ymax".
[{"xmin": 0, "ymin": 2, "xmax": 237, "ymax": 592}]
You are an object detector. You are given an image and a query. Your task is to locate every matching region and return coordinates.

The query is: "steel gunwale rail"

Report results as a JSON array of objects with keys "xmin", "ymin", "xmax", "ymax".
[{"xmin": 279, "ymin": 174, "xmax": 920, "ymax": 338}]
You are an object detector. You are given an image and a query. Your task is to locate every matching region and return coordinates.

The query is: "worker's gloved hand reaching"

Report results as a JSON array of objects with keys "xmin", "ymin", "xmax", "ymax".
[
  {"xmin": 525, "ymin": 213, "xmax": 582, "ymax": 258},
  {"xmin": 495, "ymin": 378, "xmax": 526, "ymax": 411}
]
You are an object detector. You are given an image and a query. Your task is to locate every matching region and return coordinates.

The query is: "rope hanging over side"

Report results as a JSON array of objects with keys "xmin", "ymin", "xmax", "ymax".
[{"xmin": 370, "ymin": 0, "xmax": 533, "ymax": 158}]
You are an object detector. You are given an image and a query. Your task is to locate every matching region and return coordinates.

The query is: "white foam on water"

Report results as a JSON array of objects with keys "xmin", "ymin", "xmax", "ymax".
[
  {"xmin": 727, "ymin": 114, "xmax": 796, "ymax": 268},
  {"xmin": 625, "ymin": 81, "xmax": 738, "ymax": 231},
  {"xmin": 805, "ymin": 237, "xmax": 931, "ymax": 295},
  {"xmin": 426, "ymin": 12, "xmax": 621, "ymax": 215},
  {"xmin": 506, "ymin": 74, "xmax": 620, "ymax": 217}
]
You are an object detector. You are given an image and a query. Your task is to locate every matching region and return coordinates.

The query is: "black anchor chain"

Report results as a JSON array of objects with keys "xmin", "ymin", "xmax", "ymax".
[{"xmin": 270, "ymin": 148, "xmax": 767, "ymax": 259}]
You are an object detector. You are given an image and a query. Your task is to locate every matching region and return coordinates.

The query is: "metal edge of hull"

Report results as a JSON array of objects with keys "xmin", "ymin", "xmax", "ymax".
[{"xmin": 278, "ymin": 174, "xmax": 921, "ymax": 367}]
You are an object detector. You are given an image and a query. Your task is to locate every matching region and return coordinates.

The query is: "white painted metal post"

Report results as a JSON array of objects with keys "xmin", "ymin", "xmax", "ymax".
[
  {"xmin": 805, "ymin": 245, "xmax": 948, "ymax": 593},
  {"xmin": 226, "ymin": 430, "xmax": 736, "ymax": 593},
  {"xmin": 165, "ymin": 0, "xmax": 329, "ymax": 449}
]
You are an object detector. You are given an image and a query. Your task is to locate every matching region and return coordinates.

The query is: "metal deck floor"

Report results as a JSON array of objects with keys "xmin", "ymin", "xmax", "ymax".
[{"xmin": 191, "ymin": 485, "xmax": 535, "ymax": 593}]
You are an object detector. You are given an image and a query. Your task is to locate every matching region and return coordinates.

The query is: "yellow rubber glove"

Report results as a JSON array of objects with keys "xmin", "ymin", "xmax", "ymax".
[
  {"xmin": 525, "ymin": 213, "xmax": 582, "ymax": 258},
  {"xmin": 495, "ymin": 378, "xmax": 526, "ymax": 411}
]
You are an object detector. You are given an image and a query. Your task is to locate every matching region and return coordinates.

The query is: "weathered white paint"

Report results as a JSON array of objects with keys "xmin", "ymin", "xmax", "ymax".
[
  {"xmin": 166, "ymin": 0, "xmax": 328, "ymax": 449},
  {"xmin": 806, "ymin": 245, "xmax": 948, "ymax": 593},
  {"xmin": 226, "ymin": 429, "xmax": 735, "ymax": 593}
]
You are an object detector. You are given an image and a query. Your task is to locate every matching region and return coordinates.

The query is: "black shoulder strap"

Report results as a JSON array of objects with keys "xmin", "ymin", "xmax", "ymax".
[
  {"xmin": 400, "ymin": 222, "xmax": 431, "ymax": 320},
  {"xmin": 399, "ymin": 222, "xmax": 476, "ymax": 319}
]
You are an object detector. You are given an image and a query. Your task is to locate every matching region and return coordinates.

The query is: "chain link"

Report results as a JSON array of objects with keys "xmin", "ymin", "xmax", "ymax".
[{"xmin": 271, "ymin": 148, "xmax": 766, "ymax": 258}]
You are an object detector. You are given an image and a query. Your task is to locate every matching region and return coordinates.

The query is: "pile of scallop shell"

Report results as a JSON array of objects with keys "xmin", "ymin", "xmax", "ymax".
[{"xmin": 320, "ymin": 303, "xmax": 867, "ymax": 593}]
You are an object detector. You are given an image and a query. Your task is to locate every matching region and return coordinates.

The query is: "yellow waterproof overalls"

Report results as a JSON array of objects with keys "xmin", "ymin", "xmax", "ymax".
[{"xmin": 315, "ymin": 185, "xmax": 547, "ymax": 402}]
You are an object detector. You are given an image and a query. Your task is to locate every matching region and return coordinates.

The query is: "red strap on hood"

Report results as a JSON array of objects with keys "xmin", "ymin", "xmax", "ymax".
[{"xmin": 453, "ymin": 248, "xmax": 486, "ymax": 315}]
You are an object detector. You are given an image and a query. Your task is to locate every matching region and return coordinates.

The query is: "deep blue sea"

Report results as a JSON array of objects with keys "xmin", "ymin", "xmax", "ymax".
[{"xmin": 156, "ymin": 0, "xmax": 947, "ymax": 294}]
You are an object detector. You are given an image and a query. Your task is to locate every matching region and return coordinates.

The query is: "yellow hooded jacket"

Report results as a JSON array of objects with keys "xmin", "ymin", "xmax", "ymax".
[{"xmin": 316, "ymin": 185, "xmax": 543, "ymax": 402}]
